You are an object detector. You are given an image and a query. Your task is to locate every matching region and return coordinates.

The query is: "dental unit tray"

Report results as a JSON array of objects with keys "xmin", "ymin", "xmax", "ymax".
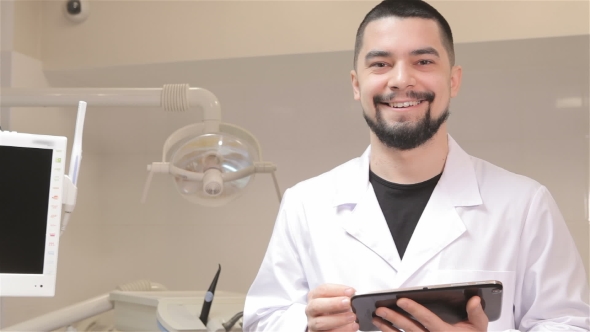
[{"xmin": 109, "ymin": 291, "xmax": 245, "ymax": 332}]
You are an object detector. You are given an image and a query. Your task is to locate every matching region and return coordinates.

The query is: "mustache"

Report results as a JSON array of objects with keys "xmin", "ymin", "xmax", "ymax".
[{"xmin": 373, "ymin": 91, "xmax": 435, "ymax": 104}]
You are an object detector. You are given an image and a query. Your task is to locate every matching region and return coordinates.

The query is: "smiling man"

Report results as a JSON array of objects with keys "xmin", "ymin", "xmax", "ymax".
[
  {"xmin": 243, "ymin": 1, "xmax": 590, "ymax": 331},
  {"xmin": 354, "ymin": 16, "xmax": 455, "ymax": 154}
]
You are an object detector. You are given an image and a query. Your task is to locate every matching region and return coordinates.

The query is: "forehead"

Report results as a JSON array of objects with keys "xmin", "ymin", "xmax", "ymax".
[{"xmin": 360, "ymin": 17, "xmax": 447, "ymax": 58}]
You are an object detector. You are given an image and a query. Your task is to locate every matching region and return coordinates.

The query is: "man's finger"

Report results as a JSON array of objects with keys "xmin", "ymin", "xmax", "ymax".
[
  {"xmin": 306, "ymin": 296, "xmax": 353, "ymax": 317},
  {"xmin": 308, "ymin": 284, "xmax": 355, "ymax": 300},
  {"xmin": 307, "ymin": 311, "xmax": 357, "ymax": 331},
  {"xmin": 395, "ymin": 298, "xmax": 443, "ymax": 331},
  {"xmin": 375, "ymin": 306, "xmax": 427, "ymax": 332},
  {"xmin": 372, "ymin": 316, "xmax": 403, "ymax": 332},
  {"xmin": 466, "ymin": 296, "xmax": 489, "ymax": 330}
]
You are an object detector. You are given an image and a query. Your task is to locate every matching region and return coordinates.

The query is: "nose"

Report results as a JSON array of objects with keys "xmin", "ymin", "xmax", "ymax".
[{"xmin": 388, "ymin": 62, "xmax": 415, "ymax": 90}]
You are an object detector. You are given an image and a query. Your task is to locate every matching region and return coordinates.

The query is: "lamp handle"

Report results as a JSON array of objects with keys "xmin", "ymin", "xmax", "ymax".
[{"xmin": 141, "ymin": 162, "xmax": 170, "ymax": 203}]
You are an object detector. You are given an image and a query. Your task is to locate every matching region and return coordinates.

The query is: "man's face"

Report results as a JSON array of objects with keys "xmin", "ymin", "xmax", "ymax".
[{"xmin": 351, "ymin": 17, "xmax": 462, "ymax": 150}]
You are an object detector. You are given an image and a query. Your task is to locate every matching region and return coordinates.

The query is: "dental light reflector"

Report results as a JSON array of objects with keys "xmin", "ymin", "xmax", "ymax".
[
  {"xmin": 171, "ymin": 132, "xmax": 256, "ymax": 202},
  {"xmin": 142, "ymin": 122, "xmax": 280, "ymax": 207}
]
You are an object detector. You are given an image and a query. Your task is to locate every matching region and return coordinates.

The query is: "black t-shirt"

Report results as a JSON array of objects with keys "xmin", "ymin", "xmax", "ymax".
[{"xmin": 369, "ymin": 170, "xmax": 442, "ymax": 259}]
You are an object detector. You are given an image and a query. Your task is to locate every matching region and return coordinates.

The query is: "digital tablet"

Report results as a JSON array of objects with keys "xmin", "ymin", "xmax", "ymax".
[{"xmin": 351, "ymin": 280, "xmax": 503, "ymax": 331}]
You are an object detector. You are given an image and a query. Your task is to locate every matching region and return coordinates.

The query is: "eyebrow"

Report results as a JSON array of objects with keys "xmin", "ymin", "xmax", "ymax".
[
  {"xmin": 364, "ymin": 47, "xmax": 440, "ymax": 63},
  {"xmin": 410, "ymin": 47, "xmax": 440, "ymax": 58},
  {"xmin": 364, "ymin": 50, "xmax": 392, "ymax": 63}
]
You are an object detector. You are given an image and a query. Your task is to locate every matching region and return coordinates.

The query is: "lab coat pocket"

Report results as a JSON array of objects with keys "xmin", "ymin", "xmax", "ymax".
[{"xmin": 437, "ymin": 270, "xmax": 516, "ymax": 331}]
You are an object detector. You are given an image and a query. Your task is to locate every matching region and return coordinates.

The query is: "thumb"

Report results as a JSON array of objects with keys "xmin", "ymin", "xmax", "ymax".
[{"xmin": 466, "ymin": 296, "xmax": 489, "ymax": 330}]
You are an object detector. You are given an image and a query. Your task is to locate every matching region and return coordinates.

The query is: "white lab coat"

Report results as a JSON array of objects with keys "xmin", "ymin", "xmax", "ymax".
[{"xmin": 243, "ymin": 136, "xmax": 590, "ymax": 332}]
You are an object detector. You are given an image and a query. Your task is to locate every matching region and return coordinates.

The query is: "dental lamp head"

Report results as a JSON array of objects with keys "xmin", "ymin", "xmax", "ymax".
[
  {"xmin": 141, "ymin": 85, "xmax": 281, "ymax": 207},
  {"xmin": 167, "ymin": 128, "xmax": 261, "ymax": 206}
]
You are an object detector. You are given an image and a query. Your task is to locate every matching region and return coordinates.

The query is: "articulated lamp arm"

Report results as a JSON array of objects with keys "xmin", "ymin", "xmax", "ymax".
[{"xmin": 1, "ymin": 85, "xmax": 283, "ymax": 205}]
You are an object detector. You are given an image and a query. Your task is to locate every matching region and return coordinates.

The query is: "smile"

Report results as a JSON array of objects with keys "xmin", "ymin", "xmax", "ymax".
[{"xmin": 380, "ymin": 100, "xmax": 425, "ymax": 109}]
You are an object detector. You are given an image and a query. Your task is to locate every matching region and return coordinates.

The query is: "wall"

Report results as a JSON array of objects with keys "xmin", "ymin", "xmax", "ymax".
[
  {"xmin": 13, "ymin": 0, "xmax": 42, "ymax": 61},
  {"xmin": 13, "ymin": 1, "xmax": 590, "ymax": 70}
]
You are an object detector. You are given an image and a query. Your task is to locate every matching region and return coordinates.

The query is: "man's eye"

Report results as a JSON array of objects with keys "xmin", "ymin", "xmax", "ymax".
[
  {"xmin": 371, "ymin": 62, "xmax": 388, "ymax": 68},
  {"xmin": 418, "ymin": 60, "xmax": 433, "ymax": 65}
]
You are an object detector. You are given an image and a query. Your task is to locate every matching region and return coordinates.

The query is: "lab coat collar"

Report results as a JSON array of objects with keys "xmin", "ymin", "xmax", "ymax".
[
  {"xmin": 334, "ymin": 135, "xmax": 482, "ymax": 281},
  {"xmin": 332, "ymin": 134, "xmax": 482, "ymax": 208}
]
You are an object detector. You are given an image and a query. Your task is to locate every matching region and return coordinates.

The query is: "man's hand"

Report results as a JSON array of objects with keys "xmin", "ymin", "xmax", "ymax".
[
  {"xmin": 305, "ymin": 284, "xmax": 359, "ymax": 332},
  {"xmin": 372, "ymin": 296, "xmax": 488, "ymax": 332}
]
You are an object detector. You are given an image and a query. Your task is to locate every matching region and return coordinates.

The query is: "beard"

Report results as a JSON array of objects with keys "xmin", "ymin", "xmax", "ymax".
[{"xmin": 363, "ymin": 91, "xmax": 450, "ymax": 151}]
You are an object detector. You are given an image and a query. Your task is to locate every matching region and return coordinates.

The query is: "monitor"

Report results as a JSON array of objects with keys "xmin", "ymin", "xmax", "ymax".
[{"xmin": 0, "ymin": 131, "xmax": 67, "ymax": 297}]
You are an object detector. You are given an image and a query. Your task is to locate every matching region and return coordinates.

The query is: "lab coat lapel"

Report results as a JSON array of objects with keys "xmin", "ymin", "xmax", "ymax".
[
  {"xmin": 334, "ymin": 147, "xmax": 401, "ymax": 272},
  {"xmin": 333, "ymin": 136, "xmax": 482, "ymax": 282},
  {"xmin": 340, "ymin": 187, "xmax": 402, "ymax": 272},
  {"xmin": 392, "ymin": 135, "xmax": 483, "ymax": 288},
  {"xmin": 391, "ymin": 182, "xmax": 465, "ymax": 287}
]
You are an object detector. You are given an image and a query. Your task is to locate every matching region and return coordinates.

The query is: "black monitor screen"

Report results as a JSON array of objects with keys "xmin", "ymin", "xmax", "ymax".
[{"xmin": 0, "ymin": 146, "xmax": 52, "ymax": 274}]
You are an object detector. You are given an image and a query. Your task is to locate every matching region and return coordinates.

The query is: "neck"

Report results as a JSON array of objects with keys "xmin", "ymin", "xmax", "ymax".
[{"xmin": 369, "ymin": 126, "xmax": 449, "ymax": 184}]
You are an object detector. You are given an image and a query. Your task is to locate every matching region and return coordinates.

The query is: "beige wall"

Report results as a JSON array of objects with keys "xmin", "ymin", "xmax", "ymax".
[
  {"xmin": 10, "ymin": 0, "xmax": 590, "ymax": 70},
  {"xmin": 13, "ymin": 0, "xmax": 42, "ymax": 61}
]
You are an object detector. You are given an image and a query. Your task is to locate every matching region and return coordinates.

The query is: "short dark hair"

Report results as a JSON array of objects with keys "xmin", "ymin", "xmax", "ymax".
[{"xmin": 353, "ymin": 0, "xmax": 455, "ymax": 68}]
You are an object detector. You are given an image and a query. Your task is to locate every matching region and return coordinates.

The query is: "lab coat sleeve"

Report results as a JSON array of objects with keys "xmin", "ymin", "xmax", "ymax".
[
  {"xmin": 514, "ymin": 186, "xmax": 590, "ymax": 331},
  {"xmin": 243, "ymin": 188, "xmax": 310, "ymax": 332}
]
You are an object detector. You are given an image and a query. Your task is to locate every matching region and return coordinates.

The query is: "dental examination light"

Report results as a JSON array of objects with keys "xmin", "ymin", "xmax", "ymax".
[
  {"xmin": 0, "ymin": 84, "xmax": 281, "ymax": 206},
  {"xmin": 1, "ymin": 85, "xmax": 283, "ymax": 207},
  {"xmin": 139, "ymin": 85, "xmax": 281, "ymax": 207}
]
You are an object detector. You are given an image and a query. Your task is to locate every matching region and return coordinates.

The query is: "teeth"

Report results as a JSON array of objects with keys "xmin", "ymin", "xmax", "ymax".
[{"xmin": 389, "ymin": 101, "xmax": 421, "ymax": 108}]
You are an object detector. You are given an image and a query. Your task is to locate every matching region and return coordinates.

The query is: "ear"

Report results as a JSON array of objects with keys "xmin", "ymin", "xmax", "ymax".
[
  {"xmin": 450, "ymin": 65, "xmax": 462, "ymax": 98},
  {"xmin": 351, "ymin": 69, "xmax": 361, "ymax": 101}
]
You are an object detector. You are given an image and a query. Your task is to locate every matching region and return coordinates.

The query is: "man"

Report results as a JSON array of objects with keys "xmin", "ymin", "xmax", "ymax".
[{"xmin": 243, "ymin": 0, "xmax": 590, "ymax": 331}]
